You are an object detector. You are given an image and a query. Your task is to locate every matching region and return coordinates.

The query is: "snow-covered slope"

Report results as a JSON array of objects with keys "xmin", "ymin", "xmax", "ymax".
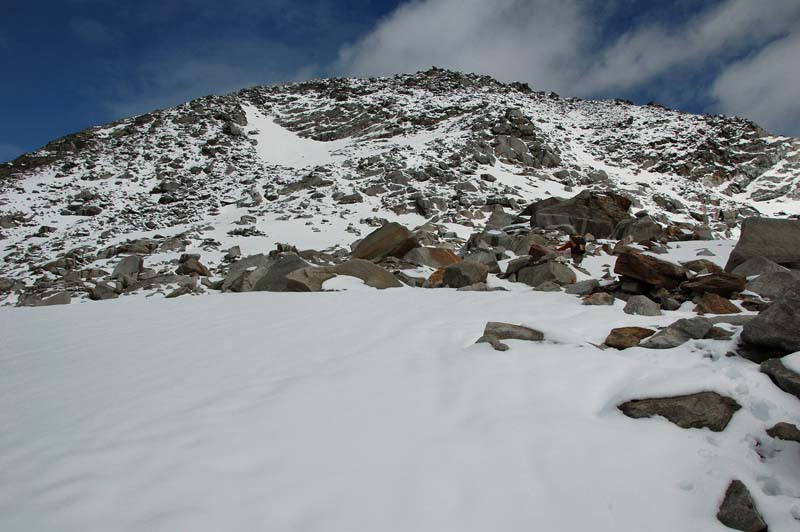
[
  {"xmin": 0, "ymin": 68, "xmax": 798, "ymax": 301},
  {"xmin": 1, "ymin": 241, "xmax": 798, "ymax": 532}
]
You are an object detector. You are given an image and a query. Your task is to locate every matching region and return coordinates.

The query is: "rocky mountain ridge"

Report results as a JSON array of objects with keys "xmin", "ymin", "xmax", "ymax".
[{"xmin": 0, "ymin": 67, "xmax": 799, "ymax": 304}]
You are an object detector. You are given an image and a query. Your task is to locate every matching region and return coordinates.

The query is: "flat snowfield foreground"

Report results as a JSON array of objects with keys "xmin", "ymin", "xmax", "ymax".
[{"xmin": 2, "ymin": 290, "xmax": 799, "ymax": 531}]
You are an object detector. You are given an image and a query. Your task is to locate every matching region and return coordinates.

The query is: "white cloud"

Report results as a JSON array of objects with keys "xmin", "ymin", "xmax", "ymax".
[
  {"xmin": 583, "ymin": 0, "xmax": 800, "ymax": 93},
  {"xmin": 337, "ymin": 0, "xmax": 593, "ymax": 93},
  {"xmin": 711, "ymin": 31, "xmax": 800, "ymax": 136}
]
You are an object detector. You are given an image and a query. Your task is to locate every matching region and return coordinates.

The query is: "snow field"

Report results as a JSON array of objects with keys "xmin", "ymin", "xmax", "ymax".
[{"xmin": 1, "ymin": 286, "xmax": 798, "ymax": 531}]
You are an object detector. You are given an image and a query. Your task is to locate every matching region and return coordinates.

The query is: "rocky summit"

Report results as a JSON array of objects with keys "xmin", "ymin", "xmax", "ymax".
[{"xmin": 1, "ymin": 68, "xmax": 799, "ymax": 305}]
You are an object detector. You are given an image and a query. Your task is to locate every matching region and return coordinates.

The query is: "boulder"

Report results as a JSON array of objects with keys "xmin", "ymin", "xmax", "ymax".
[
  {"xmin": 112, "ymin": 255, "xmax": 143, "ymax": 279},
  {"xmin": 716, "ymin": 480, "xmax": 768, "ymax": 532},
  {"xmin": 681, "ymin": 259, "xmax": 723, "ymax": 274},
  {"xmin": 475, "ymin": 335, "xmax": 509, "ymax": 352},
  {"xmin": 741, "ymin": 281, "xmax": 800, "ymax": 356},
  {"xmin": 732, "ymin": 256, "xmax": 791, "ymax": 277},
  {"xmin": 483, "ymin": 322, "xmax": 544, "ymax": 342},
  {"xmin": 523, "ymin": 190, "xmax": 632, "ymax": 238},
  {"xmin": 766, "ymin": 422, "xmax": 800, "ymax": 442},
  {"xmin": 619, "ymin": 391, "xmax": 740, "ymax": 432},
  {"xmin": 89, "ymin": 282, "xmax": 119, "ymax": 301},
  {"xmin": 352, "ymin": 222, "xmax": 418, "ymax": 261},
  {"xmin": 286, "ymin": 259, "xmax": 403, "ymax": 292},
  {"xmin": 612, "ymin": 216, "xmax": 662, "ymax": 242},
  {"xmin": 176, "ymin": 254, "xmax": 211, "ymax": 277},
  {"xmin": 251, "ymin": 254, "xmax": 311, "ymax": 292},
  {"xmin": 442, "ymin": 262, "xmax": 489, "ymax": 289},
  {"xmin": 463, "ymin": 249, "xmax": 501, "ymax": 274},
  {"xmin": 19, "ymin": 291, "xmax": 72, "ymax": 307},
  {"xmin": 534, "ymin": 281, "xmax": 562, "ymax": 292},
  {"xmin": 527, "ymin": 243, "xmax": 554, "ymax": 262},
  {"xmin": 614, "ymin": 252, "xmax": 687, "ymax": 289},
  {"xmin": 760, "ymin": 359, "xmax": 800, "ymax": 400},
  {"xmin": 623, "ymin": 295, "xmax": 662, "ymax": 316},
  {"xmin": 681, "ymin": 272, "xmax": 745, "ymax": 297},
  {"xmin": 725, "ymin": 217, "xmax": 800, "ymax": 271},
  {"xmin": 517, "ymin": 261, "xmax": 576, "ymax": 287},
  {"xmin": 640, "ymin": 317, "xmax": 713, "ymax": 349},
  {"xmin": 582, "ymin": 292, "xmax": 615, "ymax": 305},
  {"xmin": 746, "ymin": 271, "xmax": 800, "ymax": 300},
  {"xmin": 694, "ymin": 293, "xmax": 741, "ymax": 315},
  {"xmin": 604, "ymin": 327, "xmax": 655, "ymax": 349},
  {"xmin": 564, "ymin": 279, "xmax": 599, "ymax": 296},
  {"xmin": 403, "ymin": 247, "xmax": 460, "ymax": 269}
]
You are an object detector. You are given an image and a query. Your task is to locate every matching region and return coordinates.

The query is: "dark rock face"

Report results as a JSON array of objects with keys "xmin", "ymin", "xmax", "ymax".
[
  {"xmin": 564, "ymin": 279, "xmax": 599, "ymax": 296},
  {"xmin": 725, "ymin": 217, "xmax": 800, "ymax": 271},
  {"xmin": 604, "ymin": 327, "xmax": 655, "ymax": 349},
  {"xmin": 442, "ymin": 262, "xmax": 489, "ymax": 288},
  {"xmin": 614, "ymin": 252, "xmax": 687, "ymax": 289},
  {"xmin": 619, "ymin": 391, "xmax": 740, "ymax": 431},
  {"xmin": 741, "ymin": 281, "xmax": 800, "ymax": 356},
  {"xmin": 681, "ymin": 272, "xmax": 745, "ymax": 298},
  {"xmin": 352, "ymin": 222, "xmax": 418, "ymax": 261},
  {"xmin": 524, "ymin": 190, "xmax": 632, "ymax": 238},
  {"xmin": 716, "ymin": 480, "xmax": 768, "ymax": 532},
  {"xmin": 760, "ymin": 359, "xmax": 800, "ymax": 400}
]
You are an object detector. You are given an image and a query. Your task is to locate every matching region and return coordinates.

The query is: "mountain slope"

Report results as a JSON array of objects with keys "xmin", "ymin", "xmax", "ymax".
[{"xmin": 0, "ymin": 68, "xmax": 798, "ymax": 302}]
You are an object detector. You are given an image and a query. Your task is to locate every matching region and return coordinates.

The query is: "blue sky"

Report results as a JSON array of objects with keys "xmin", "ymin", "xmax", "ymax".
[{"xmin": 2, "ymin": 0, "xmax": 799, "ymax": 163}]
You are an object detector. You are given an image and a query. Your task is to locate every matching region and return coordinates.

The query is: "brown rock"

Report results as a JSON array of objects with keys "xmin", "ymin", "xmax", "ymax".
[
  {"xmin": 694, "ymin": 293, "xmax": 741, "ymax": 315},
  {"xmin": 605, "ymin": 327, "xmax": 655, "ymax": 349},
  {"xmin": 403, "ymin": 247, "xmax": 461, "ymax": 269},
  {"xmin": 286, "ymin": 259, "xmax": 403, "ymax": 291},
  {"xmin": 352, "ymin": 222, "xmax": 418, "ymax": 261},
  {"xmin": 682, "ymin": 272, "xmax": 746, "ymax": 297},
  {"xmin": 425, "ymin": 267, "xmax": 447, "ymax": 288},
  {"xmin": 614, "ymin": 252, "xmax": 687, "ymax": 289},
  {"xmin": 582, "ymin": 292, "xmax": 615, "ymax": 305},
  {"xmin": 619, "ymin": 391, "xmax": 740, "ymax": 432},
  {"xmin": 766, "ymin": 422, "xmax": 800, "ymax": 442},
  {"xmin": 681, "ymin": 259, "xmax": 723, "ymax": 274},
  {"xmin": 176, "ymin": 255, "xmax": 211, "ymax": 277},
  {"xmin": 527, "ymin": 243, "xmax": 553, "ymax": 262}
]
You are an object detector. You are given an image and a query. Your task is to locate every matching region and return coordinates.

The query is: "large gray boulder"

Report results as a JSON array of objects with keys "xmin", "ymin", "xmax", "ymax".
[
  {"xmin": 623, "ymin": 295, "xmax": 662, "ymax": 316},
  {"xmin": 760, "ymin": 359, "xmax": 800, "ymax": 400},
  {"xmin": 732, "ymin": 256, "xmax": 790, "ymax": 277},
  {"xmin": 442, "ymin": 262, "xmax": 489, "ymax": 288},
  {"xmin": 251, "ymin": 254, "xmax": 311, "ymax": 292},
  {"xmin": 522, "ymin": 190, "xmax": 632, "ymax": 238},
  {"xmin": 286, "ymin": 259, "xmax": 403, "ymax": 292},
  {"xmin": 746, "ymin": 271, "xmax": 800, "ymax": 300},
  {"xmin": 619, "ymin": 391, "xmax": 740, "ymax": 432},
  {"xmin": 112, "ymin": 255, "xmax": 143, "ymax": 279},
  {"xmin": 352, "ymin": 222, "xmax": 418, "ymax": 261},
  {"xmin": 612, "ymin": 216, "xmax": 662, "ymax": 242},
  {"xmin": 564, "ymin": 279, "xmax": 599, "ymax": 296},
  {"xmin": 716, "ymin": 480, "xmax": 768, "ymax": 532},
  {"xmin": 725, "ymin": 217, "xmax": 800, "ymax": 271},
  {"xmin": 640, "ymin": 317, "xmax": 713, "ymax": 349},
  {"xmin": 741, "ymin": 281, "xmax": 800, "ymax": 356},
  {"xmin": 517, "ymin": 261, "xmax": 576, "ymax": 287}
]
